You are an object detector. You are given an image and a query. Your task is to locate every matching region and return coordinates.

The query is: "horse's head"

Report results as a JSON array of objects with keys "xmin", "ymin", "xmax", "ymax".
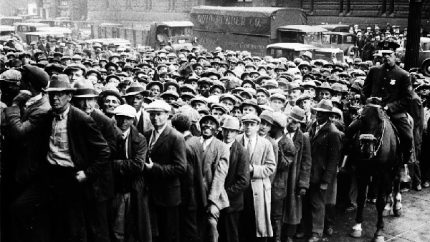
[{"xmin": 358, "ymin": 103, "xmax": 385, "ymax": 159}]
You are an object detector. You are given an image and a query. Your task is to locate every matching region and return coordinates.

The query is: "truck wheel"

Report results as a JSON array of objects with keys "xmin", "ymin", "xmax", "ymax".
[{"xmin": 423, "ymin": 60, "xmax": 430, "ymax": 77}]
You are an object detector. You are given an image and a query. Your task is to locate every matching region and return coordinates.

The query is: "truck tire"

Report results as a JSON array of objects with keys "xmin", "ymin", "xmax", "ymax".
[{"xmin": 423, "ymin": 60, "xmax": 430, "ymax": 77}]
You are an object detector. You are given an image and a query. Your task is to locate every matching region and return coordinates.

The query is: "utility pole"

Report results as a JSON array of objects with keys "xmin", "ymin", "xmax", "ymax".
[{"xmin": 404, "ymin": 0, "xmax": 422, "ymax": 71}]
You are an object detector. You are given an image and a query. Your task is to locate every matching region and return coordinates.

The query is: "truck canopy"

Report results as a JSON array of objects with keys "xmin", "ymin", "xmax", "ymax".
[{"xmin": 190, "ymin": 6, "xmax": 306, "ymax": 39}]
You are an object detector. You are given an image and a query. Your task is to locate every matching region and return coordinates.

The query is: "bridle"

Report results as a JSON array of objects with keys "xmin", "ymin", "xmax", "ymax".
[{"xmin": 359, "ymin": 106, "xmax": 386, "ymax": 159}]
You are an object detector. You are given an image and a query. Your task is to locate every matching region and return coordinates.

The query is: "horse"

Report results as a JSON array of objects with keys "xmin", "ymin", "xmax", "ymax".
[{"xmin": 348, "ymin": 101, "xmax": 402, "ymax": 242}]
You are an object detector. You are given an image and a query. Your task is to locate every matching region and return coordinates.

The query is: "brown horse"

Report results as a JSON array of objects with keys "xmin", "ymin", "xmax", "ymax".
[{"xmin": 348, "ymin": 102, "xmax": 401, "ymax": 242}]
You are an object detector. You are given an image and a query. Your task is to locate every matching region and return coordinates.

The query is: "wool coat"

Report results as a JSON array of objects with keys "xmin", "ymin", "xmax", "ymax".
[
  {"xmin": 282, "ymin": 130, "xmax": 312, "ymax": 225},
  {"xmin": 237, "ymin": 134, "xmax": 276, "ymax": 237}
]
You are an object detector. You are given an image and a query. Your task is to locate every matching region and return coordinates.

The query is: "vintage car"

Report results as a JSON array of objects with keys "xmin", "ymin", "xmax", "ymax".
[
  {"xmin": 313, "ymin": 48, "xmax": 345, "ymax": 63},
  {"xmin": 276, "ymin": 25, "xmax": 328, "ymax": 47},
  {"xmin": 24, "ymin": 29, "xmax": 72, "ymax": 45},
  {"xmin": 0, "ymin": 25, "xmax": 16, "ymax": 42},
  {"xmin": 148, "ymin": 21, "xmax": 194, "ymax": 50},
  {"xmin": 321, "ymin": 32, "xmax": 357, "ymax": 55},
  {"xmin": 0, "ymin": 16, "xmax": 23, "ymax": 26},
  {"xmin": 420, "ymin": 37, "xmax": 430, "ymax": 76},
  {"xmin": 266, "ymin": 42, "xmax": 316, "ymax": 60},
  {"xmin": 14, "ymin": 22, "xmax": 49, "ymax": 40}
]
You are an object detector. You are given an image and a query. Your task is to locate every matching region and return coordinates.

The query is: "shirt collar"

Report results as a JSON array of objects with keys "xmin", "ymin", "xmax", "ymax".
[
  {"xmin": 225, "ymin": 140, "xmax": 235, "ymax": 149},
  {"xmin": 135, "ymin": 109, "xmax": 142, "ymax": 119},
  {"xmin": 55, "ymin": 105, "xmax": 70, "ymax": 120},
  {"xmin": 122, "ymin": 128, "xmax": 131, "ymax": 140},
  {"xmin": 154, "ymin": 123, "xmax": 168, "ymax": 136}
]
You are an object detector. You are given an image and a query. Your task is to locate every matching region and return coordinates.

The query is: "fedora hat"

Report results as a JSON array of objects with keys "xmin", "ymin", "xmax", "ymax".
[
  {"xmin": 221, "ymin": 115, "xmax": 240, "ymax": 131},
  {"xmin": 123, "ymin": 82, "xmax": 145, "ymax": 97},
  {"xmin": 73, "ymin": 79, "xmax": 98, "ymax": 98},
  {"xmin": 46, "ymin": 74, "xmax": 75, "ymax": 92},
  {"xmin": 289, "ymin": 106, "xmax": 306, "ymax": 123},
  {"xmin": 312, "ymin": 99, "xmax": 334, "ymax": 113}
]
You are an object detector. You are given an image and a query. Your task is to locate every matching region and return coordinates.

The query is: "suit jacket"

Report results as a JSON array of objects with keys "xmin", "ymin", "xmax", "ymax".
[
  {"xmin": 196, "ymin": 137, "xmax": 230, "ymax": 210},
  {"xmin": 4, "ymin": 95, "xmax": 51, "ymax": 184},
  {"xmin": 363, "ymin": 64, "xmax": 412, "ymax": 114},
  {"xmin": 237, "ymin": 134, "xmax": 276, "ymax": 237},
  {"xmin": 112, "ymin": 126, "xmax": 151, "ymax": 241},
  {"xmin": 135, "ymin": 109, "xmax": 153, "ymax": 135},
  {"xmin": 224, "ymin": 140, "xmax": 250, "ymax": 213},
  {"xmin": 39, "ymin": 106, "xmax": 112, "ymax": 202},
  {"xmin": 272, "ymin": 134, "xmax": 296, "ymax": 200},
  {"xmin": 144, "ymin": 125, "xmax": 187, "ymax": 207},
  {"xmin": 308, "ymin": 121, "xmax": 342, "ymax": 185}
]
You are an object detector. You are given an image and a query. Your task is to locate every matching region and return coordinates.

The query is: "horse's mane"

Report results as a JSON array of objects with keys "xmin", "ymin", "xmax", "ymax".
[{"xmin": 360, "ymin": 104, "xmax": 386, "ymax": 135}]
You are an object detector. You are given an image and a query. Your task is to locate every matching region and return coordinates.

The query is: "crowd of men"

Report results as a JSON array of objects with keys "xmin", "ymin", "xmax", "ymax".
[{"xmin": 0, "ymin": 25, "xmax": 429, "ymax": 242}]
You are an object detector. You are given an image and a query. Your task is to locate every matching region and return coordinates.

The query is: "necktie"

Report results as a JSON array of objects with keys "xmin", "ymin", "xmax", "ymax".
[
  {"xmin": 246, "ymin": 138, "xmax": 252, "ymax": 157},
  {"xmin": 149, "ymin": 130, "xmax": 158, "ymax": 152}
]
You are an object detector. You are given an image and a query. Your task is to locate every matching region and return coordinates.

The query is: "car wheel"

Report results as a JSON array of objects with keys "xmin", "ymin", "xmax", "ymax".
[{"xmin": 422, "ymin": 60, "xmax": 430, "ymax": 76}]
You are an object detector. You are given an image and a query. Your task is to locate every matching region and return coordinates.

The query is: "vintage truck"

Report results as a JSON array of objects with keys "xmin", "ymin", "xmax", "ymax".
[{"xmin": 190, "ymin": 6, "xmax": 307, "ymax": 56}]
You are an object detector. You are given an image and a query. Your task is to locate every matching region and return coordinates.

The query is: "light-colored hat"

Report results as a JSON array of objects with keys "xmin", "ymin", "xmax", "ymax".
[
  {"xmin": 312, "ymin": 99, "xmax": 334, "ymax": 113},
  {"xmin": 259, "ymin": 110, "xmax": 274, "ymax": 125},
  {"xmin": 241, "ymin": 113, "xmax": 261, "ymax": 124},
  {"xmin": 270, "ymin": 93, "xmax": 287, "ymax": 103},
  {"xmin": 114, "ymin": 104, "xmax": 136, "ymax": 118},
  {"xmin": 146, "ymin": 100, "xmax": 171, "ymax": 113},
  {"xmin": 289, "ymin": 106, "xmax": 306, "ymax": 123},
  {"xmin": 221, "ymin": 115, "xmax": 240, "ymax": 131},
  {"xmin": 272, "ymin": 112, "xmax": 287, "ymax": 128}
]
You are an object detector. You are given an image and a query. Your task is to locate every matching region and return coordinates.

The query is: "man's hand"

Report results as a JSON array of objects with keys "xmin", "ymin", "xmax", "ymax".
[
  {"xmin": 12, "ymin": 90, "xmax": 32, "ymax": 107},
  {"xmin": 75, "ymin": 170, "xmax": 87, "ymax": 183},
  {"xmin": 320, "ymin": 183, "xmax": 328, "ymax": 191},
  {"xmin": 207, "ymin": 204, "xmax": 220, "ymax": 219},
  {"xmin": 144, "ymin": 158, "xmax": 154, "ymax": 170}
]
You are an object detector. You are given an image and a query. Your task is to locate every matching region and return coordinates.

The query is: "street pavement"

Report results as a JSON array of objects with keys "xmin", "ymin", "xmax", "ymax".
[{"xmin": 298, "ymin": 187, "xmax": 430, "ymax": 242}]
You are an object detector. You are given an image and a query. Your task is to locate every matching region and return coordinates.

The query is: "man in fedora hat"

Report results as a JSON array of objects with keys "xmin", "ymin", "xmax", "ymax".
[
  {"xmin": 124, "ymin": 82, "xmax": 153, "ymax": 134},
  {"xmin": 37, "ymin": 74, "xmax": 111, "ymax": 241},
  {"xmin": 144, "ymin": 100, "xmax": 186, "ymax": 242},
  {"xmin": 4, "ymin": 65, "xmax": 52, "ymax": 241},
  {"xmin": 306, "ymin": 100, "xmax": 342, "ymax": 242},
  {"xmin": 283, "ymin": 106, "xmax": 312, "ymax": 241}
]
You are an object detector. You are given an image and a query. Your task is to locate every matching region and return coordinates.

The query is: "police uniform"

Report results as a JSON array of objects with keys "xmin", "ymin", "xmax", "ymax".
[{"xmin": 362, "ymin": 62, "xmax": 413, "ymax": 163}]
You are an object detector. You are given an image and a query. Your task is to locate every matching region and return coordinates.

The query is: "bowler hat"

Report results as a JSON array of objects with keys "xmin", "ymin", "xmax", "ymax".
[{"xmin": 46, "ymin": 74, "xmax": 75, "ymax": 92}]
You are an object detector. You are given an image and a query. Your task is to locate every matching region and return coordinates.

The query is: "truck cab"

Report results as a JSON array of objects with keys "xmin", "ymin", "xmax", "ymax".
[{"xmin": 150, "ymin": 21, "xmax": 194, "ymax": 50}]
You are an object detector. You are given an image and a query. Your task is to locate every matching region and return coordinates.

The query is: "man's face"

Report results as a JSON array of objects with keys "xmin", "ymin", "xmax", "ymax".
[
  {"xmin": 107, "ymin": 66, "xmax": 116, "ymax": 75},
  {"xmin": 69, "ymin": 69, "xmax": 84, "ymax": 83},
  {"xmin": 242, "ymin": 105, "xmax": 258, "ymax": 116},
  {"xmin": 319, "ymin": 90, "xmax": 332, "ymax": 100},
  {"xmin": 210, "ymin": 87, "xmax": 223, "ymax": 96},
  {"xmin": 201, "ymin": 119, "xmax": 217, "ymax": 139},
  {"xmin": 259, "ymin": 119, "xmax": 272, "ymax": 137},
  {"xmin": 256, "ymin": 92, "xmax": 268, "ymax": 105},
  {"xmin": 192, "ymin": 101, "xmax": 206, "ymax": 110},
  {"xmin": 220, "ymin": 99, "xmax": 234, "ymax": 111},
  {"xmin": 149, "ymin": 85, "xmax": 161, "ymax": 97},
  {"xmin": 103, "ymin": 95, "xmax": 121, "ymax": 115},
  {"xmin": 74, "ymin": 97, "xmax": 97, "ymax": 115},
  {"xmin": 383, "ymin": 53, "xmax": 396, "ymax": 67},
  {"xmin": 222, "ymin": 128, "xmax": 238, "ymax": 143},
  {"xmin": 149, "ymin": 111, "xmax": 169, "ymax": 128},
  {"xmin": 115, "ymin": 115, "xmax": 134, "ymax": 132},
  {"xmin": 289, "ymin": 89, "xmax": 302, "ymax": 101},
  {"xmin": 211, "ymin": 109, "xmax": 225, "ymax": 122},
  {"xmin": 243, "ymin": 121, "xmax": 259, "ymax": 137},
  {"xmin": 316, "ymin": 111, "xmax": 329, "ymax": 125},
  {"xmin": 163, "ymin": 96, "xmax": 177, "ymax": 104},
  {"xmin": 125, "ymin": 94, "xmax": 144, "ymax": 111},
  {"xmin": 287, "ymin": 117, "xmax": 300, "ymax": 133},
  {"xmin": 195, "ymin": 66, "xmax": 203, "ymax": 76},
  {"xmin": 270, "ymin": 99, "xmax": 284, "ymax": 112},
  {"xmin": 198, "ymin": 84, "xmax": 210, "ymax": 97},
  {"xmin": 304, "ymin": 87, "xmax": 316, "ymax": 98},
  {"xmin": 49, "ymin": 91, "xmax": 72, "ymax": 113}
]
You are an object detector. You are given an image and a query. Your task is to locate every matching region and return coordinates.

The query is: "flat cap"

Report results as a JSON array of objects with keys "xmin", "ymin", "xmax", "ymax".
[
  {"xmin": 145, "ymin": 100, "xmax": 171, "ymax": 113},
  {"xmin": 114, "ymin": 104, "xmax": 137, "ymax": 118}
]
